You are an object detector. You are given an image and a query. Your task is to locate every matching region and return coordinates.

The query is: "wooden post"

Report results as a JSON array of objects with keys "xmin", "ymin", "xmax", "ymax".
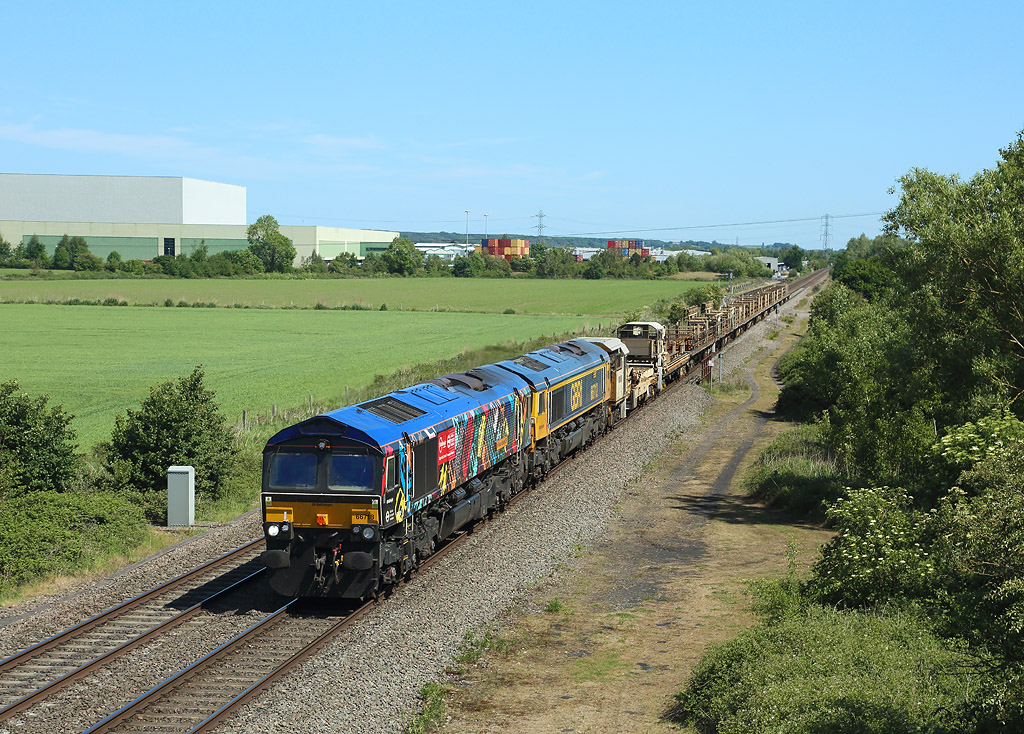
[
  {"xmin": 242, "ymin": 410, "xmax": 247, "ymax": 430},
  {"xmin": 272, "ymin": 404, "xmax": 276, "ymax": 418},
  {"xmin": 309, "ymin": 394, "xmax": 313, "ymax": 410},
  {"xmin": 345, "ymin": 385, "xmax": 349, "ymax": 401}
]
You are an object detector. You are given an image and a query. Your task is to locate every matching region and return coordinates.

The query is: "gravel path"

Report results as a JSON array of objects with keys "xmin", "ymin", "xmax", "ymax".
[{"xmin": 0, "ymin": 296, "xmax": 801, "ymax": 734}]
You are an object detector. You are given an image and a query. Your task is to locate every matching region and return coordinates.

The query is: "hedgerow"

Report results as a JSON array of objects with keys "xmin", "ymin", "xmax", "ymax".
[
  {"xmin": 0, "ymin": 491, "xmax": 146, "ymax": 594},
  {"xmin": 667, "ymin": 604, "xmax": 977, "ymax": 734}
]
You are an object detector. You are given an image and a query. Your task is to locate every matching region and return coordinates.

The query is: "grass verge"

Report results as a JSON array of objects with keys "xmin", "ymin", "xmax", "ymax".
[
  {"xmin": 743, "ymin": 421, "xmax": 843, "ymax": 517},
  {"xmin": 403, "ymin": 682, "xmax": 449, "ymax": 734}
]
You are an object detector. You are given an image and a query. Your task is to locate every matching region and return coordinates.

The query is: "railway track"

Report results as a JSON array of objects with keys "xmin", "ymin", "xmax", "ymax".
[
  {"xmin": 83, "ymin": 531, "xmax": 469, "ymax": 734},
  {"xmin": 82, "ymin": 274, "xmax": 828, "ymax": 734},
  {"xmin": 1, "ymin": 272, "xmax": 828, "ymax": 734},
  {"xmin": 0, "ymin": 538, "xmax": 265, "ymax": 723}
]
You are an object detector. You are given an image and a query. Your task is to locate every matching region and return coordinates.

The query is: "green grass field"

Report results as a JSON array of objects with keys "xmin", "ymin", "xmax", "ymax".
[
  {"xmin": 0, "ymin": 277, "xmax": 700, "ymax": 315},
  {"xmin": 1, "ymin": 304, "xmax": 593, "ymax": 449}
]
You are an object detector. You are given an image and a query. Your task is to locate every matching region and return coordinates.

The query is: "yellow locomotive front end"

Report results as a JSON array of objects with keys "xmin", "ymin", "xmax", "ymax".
[{"xmin": 260, "ymin": 439, "xmax": 392, "ymax": 599}]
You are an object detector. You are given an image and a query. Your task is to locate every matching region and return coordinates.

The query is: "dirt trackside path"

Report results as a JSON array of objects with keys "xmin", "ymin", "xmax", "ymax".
[{"xmin": 425, "ymin": 303, "xmax": 833, "ymax": 734}]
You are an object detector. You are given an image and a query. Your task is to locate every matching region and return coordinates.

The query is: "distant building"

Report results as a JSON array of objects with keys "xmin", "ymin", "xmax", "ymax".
[
  {"xmin": 573, "ymin": 247, "xmax": 601, "ymax": 261},
  {"xmin": 414, "ymin": 243, "xmax": 475, "ymax": 262},
  {"xmin": 0, "ymin": 173, "xmax": 396, "ymax": 265},
  {"xmin": 755, "ymin": 256, "xmax": 781, "ymax": 273}
]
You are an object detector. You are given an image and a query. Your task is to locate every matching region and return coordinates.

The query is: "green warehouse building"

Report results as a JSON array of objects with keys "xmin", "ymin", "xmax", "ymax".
[{"xmin": 0, "ymin": 173, "xmax": 397, "ymax": 265}]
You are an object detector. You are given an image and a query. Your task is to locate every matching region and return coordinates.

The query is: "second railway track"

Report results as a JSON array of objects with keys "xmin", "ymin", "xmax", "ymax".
[{"xmin": 0, "ymin": 538, "xmax": 265, "ymax": 724}]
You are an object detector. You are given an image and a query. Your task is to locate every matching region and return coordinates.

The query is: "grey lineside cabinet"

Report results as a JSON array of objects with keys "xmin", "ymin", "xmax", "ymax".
[{"xmin": 167, "ymin": 465, "xmax": 195, "ymax": 527}]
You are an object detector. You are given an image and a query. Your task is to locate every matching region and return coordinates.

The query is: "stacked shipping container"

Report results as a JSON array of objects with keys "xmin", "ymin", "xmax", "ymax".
[
  {"xmin": 475, "ymin": 238, "xmax": 531, "ymax": 262},
  {"xmin": 607, "ymin": 240, "xmax": 650, "ymax": 258}
]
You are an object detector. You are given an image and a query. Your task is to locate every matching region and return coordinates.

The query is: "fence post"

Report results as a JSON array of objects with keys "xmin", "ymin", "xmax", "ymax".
[
  {"xmin": 272, "ymin": 404, "xmax": 276, "ymax": 418},
  {"xmin": 309, "ymin": 394, "xmax": 313, "ymax": 411},
  {"xmin": 242, "ymin": 410, "xmax": 247, "ymax": 430}
]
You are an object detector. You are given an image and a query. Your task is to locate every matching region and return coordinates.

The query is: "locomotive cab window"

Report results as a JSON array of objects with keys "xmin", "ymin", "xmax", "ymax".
[
  {"xmin": 268, "ymin": 452, "xmax": 318, "ymax": 490},
  {"xmin": 328, "ymin": 453, "xmax": 376, "ymax": 491}
]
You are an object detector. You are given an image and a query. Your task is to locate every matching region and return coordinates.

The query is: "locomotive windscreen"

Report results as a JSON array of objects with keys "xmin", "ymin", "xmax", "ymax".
[
  {"xmin": 268, "ymin": 452, "xmax": 318, "ymax": 490},
  {"xmin": 327, "ymin": 454, "xmax": 376, "ymax": 490}
]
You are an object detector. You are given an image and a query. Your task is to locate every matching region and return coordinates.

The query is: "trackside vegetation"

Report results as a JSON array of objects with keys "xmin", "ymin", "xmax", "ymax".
[
  {"xmin": 670, "ymin": 131, "xmax": 1024, "ymax": 732},
  {"xmin": 0, "ymin": 323, "xmax": 626, "ymax": 599}
]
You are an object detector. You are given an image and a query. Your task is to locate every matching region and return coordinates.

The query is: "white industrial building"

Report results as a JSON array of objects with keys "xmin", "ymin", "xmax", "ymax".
[
  {"xmin": 0, "ymin": 174, "xmax": 397, "ymax": 265},
  {"xmin": 413, "ymin": 243, "xmax": 475, "ymax": 261}
]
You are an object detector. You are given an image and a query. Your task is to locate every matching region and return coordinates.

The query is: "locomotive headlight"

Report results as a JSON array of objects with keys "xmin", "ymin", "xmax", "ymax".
[
  {"xmin": 266, "ymin": 524, "xmax": 280, "ymax": 537},
  {"xmin": 352, "ymin": 525, "xmax": 362, "ymax": 535},
  {"xmin": 361, "ymin": 526, "xmax": 376, "ymax": 541},
  {"xmin": 280, "ymin": 522, "xmax": 290, "ymax": 534}
]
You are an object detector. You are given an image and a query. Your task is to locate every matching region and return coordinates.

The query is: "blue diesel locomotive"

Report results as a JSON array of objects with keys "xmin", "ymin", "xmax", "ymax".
[{"xmin": 260, "ymin": 338, "xmax": 620, "ymax": 598}]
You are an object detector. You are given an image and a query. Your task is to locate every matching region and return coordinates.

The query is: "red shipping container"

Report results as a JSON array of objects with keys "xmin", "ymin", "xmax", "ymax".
[{"xmin": 642, "ymin": 248, "xmax": 650, "ymax": 257}]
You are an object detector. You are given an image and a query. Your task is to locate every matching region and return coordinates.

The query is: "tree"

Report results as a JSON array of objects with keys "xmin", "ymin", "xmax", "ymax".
[
  {"xmin": 52, "ymin": 246, "xmax": 71, "ymax": 269},
  {"xmin": 380, "ymin": 237, "xmax": 423, "ymax": 276},
  {"xmin": 24, "ymin": 235, "xmax": 49, "ymax": 268},
  {"xmin": 583, "ymin": 258, "xmax": 605, "ymax": 279},
  {"xmin": 223, "ymin": 248, "xmax": 264, "ymax": 275},
  {"xmin": 246, "ymin": 215, "xmax": 296, "ymax": 273},
  {"xmin": 536, "ymin": 246, "xmax": 576, "ymax": 278},
  {"xmin": 885, "ymin": 131, "xmax": 1024, "ymax": 405},
  {"xmin": 120, "ymin": 259, "xmax": 145, "ymax": 275},
  {"xmin": 781, "ymin": 245, "xmax": 804, "ymax": 270},
  {"xmin": 73, "ymin": 251, "xmax": 103, "ymax": 271},
  {"xmin": 452, "ymin": 255, "xmax": 474, "ymax": 277},
  {"xmin": 530, "ymin": 241, "xmax": 549, "ymax": 264},
  {"xmin": 328, "ymin": 252, "xmax": 358, "ymax": 273},
  {"xmin": 102, "ymin": 366, "xmax": 234, "ymax": 521},
  {"xmin": 189, "ymin": 241, "xmax": 208, "ymax": 263},
  {"xmin": 360, "ymin": 252, "xmax": 388, "ymax": 274},
  {"xmin": 105, "ymin": 251, "xmax": 123, "ymax": 271},
  {"xmin": 666, "ymin": 300, "xmax": 689, "ymax": 324},
  {"xmin": 0, "ymin": 380, "xmax": 78, "ymax": 498},
  {"xmin": 0, "ymin": 234, "xmax": 11, "ymax": 264},
  {"xmin": 300, "ymin": 251, "xmax": 329, "ymax": 273},
  {"xmin": 509, "ymin": 255, "xmax": 532, "ymax": 273},
  {"xmin": 834, "ymin": 257, "xmax": 897, "ymax": 301},
  {"xmin": 423, "ymin": 254, "xmax": 448, "ymax": 275}
]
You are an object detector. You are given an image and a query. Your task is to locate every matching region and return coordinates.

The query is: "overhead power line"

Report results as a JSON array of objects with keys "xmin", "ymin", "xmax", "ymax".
[{"xmin": 559, "ymin": 212, "xmax": 883, "ymax": 237}]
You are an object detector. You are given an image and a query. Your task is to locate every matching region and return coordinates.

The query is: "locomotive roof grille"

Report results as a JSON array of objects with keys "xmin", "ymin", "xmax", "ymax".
[
  {"xmin": 360, "ymin": 396, "xmax": 427, "ymax": 423},
  {"xmin": 423, "ymin": 372, "xmax": 488, "ymax": 392},
  {"xmin": 549, "ymin": 342, "xmax": 585, "ymax": 356},
  {"xmin": 514, "ymin": 356, "xmax": 550, "ymax": 372}
]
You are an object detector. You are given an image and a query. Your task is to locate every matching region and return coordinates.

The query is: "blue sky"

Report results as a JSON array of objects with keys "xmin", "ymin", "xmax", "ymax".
[{"xmin": 1, "ymin": 1, "xmax": 1022, "ymax": 249}]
